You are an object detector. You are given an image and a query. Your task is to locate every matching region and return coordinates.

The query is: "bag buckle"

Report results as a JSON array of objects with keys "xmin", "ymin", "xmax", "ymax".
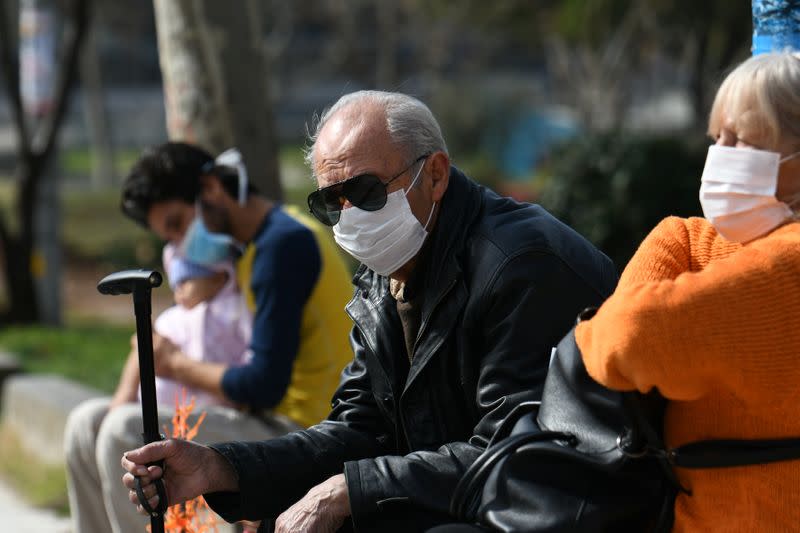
[
  {"xmin": 617, "ymin": 431, "xmax": 678, "ymax": 464},
  {"xmin": 616, "ymin": 433, "xmax": 649, "ymax": 458}
]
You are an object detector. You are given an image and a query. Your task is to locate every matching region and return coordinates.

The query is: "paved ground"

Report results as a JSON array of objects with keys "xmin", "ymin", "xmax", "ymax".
[{"xmin": 0, "ymin": 478, "xmax": 71, "ymax": 533}]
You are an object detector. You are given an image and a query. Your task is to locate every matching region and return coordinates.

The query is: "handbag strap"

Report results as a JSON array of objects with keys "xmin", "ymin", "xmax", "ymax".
[
  {"xmin": 670, "ymin": 437, "xmax": 800, "ymax": 469},
  {"xmin": 625, "ymin": 393, "xmax": 800, "ymax": 469},
  {"xmin": 450, "ymin": 430, "xmax": 574, "ymax": 521}
]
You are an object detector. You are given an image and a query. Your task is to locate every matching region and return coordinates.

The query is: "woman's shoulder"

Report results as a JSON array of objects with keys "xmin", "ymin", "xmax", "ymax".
[
  {"xmin": 628, "ymin": 216, "xmax": 739, "ymax": 275},
  {"xmin": 747, "ymin": 221, "xmax": 800, "ymax": 262}
]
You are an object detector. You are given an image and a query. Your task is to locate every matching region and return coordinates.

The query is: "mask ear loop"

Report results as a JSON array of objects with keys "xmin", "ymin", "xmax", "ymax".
[
  {"xmin": 422, "ymin": 201, "xmax": 437, "ymax": 231},
  {"xmin": 404, "ymin": 158, "xmax": 437, "ymax": 231},
  {"xmin": 780, "ymin": 150, "xmax": 800, "ymax": 164},
  {"xmin": 404, "ymin": 159, "xmax": 427, "ymax": 196},
  {"xmin": 778, "ymin": 151, "xmax": 800, "ymax": 216}
]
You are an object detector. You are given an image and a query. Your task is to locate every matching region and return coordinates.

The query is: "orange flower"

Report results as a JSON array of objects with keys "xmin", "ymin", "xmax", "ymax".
[{"xmin": 147, "ymin": 388, "xmax": 219, "ymax": 533}]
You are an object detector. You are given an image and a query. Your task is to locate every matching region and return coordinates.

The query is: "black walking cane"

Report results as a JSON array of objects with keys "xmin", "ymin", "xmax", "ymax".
[{"xmin": 98, "ymin": 269, "xmax": 168, "ymax": 533}]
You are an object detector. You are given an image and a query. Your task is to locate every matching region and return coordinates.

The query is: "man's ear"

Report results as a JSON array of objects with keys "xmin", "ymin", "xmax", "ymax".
[{"xmin": 428, "ymin": 151, "xmax": 450, "ymax": 203}]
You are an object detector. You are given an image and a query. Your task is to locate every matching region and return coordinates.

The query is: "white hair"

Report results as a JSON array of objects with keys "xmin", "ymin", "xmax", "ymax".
[{"xmin": 304, "ymin": 90, "xmax": 449, "ymax": 172}]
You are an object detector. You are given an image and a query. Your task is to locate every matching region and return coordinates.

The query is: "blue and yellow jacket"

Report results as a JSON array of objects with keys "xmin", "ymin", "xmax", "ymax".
[{"xmin": 223, "ymin": 204, "xmax": 354, "ymax": 428}]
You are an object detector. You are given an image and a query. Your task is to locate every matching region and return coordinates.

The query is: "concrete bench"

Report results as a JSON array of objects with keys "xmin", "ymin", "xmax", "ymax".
[
  {"xmin": 1, "ymin": 373, "xmax": 101, "ymax": 465},
  {"xmin": 0, "ymin": 351, "xmax": 22, "ymax": 404}
]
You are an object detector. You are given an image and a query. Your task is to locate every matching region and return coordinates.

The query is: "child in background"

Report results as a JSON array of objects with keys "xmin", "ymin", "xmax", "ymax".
[{"xmin": 111, "ymin": 244, "xmax": 252, "ymax": 409}]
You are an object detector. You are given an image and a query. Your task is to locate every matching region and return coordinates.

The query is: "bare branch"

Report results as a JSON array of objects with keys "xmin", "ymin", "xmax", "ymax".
[
  {"xmin": 0, "ymin": 0, "xmax": 32, "ymax": 155},
  {"xmin": 31, "ymin": 0, "xmax": 91, "ymax": 157}
]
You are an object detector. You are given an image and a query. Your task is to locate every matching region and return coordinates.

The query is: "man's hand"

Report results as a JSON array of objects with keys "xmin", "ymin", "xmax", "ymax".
[
  {"xmin": 121, "ymin": 439, "xmax": 238, "ymax": 515},
  {"xmin": 152, "ymin": 332, "xmax": 182, "ymax": 379},
  {"xmin": 275, "ymin": 474, "xmax": 350, "ymax": 533}
]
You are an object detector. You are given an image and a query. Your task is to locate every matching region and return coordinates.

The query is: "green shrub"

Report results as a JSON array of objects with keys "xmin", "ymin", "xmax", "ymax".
[{"xmin": 538, "ymin": 132, "xmax": 708, "ymax": 270}]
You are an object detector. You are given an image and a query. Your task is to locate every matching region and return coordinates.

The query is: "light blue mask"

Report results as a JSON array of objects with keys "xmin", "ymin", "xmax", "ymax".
[{"xmin": 179, "ymin": 217, "xmax": 237, "ymax": 266}]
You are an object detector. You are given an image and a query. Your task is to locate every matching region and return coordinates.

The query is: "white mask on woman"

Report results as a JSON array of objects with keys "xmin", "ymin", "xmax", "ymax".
[
  {"xmin": 699, "ymin": 145, "xmax": 798, "ymax": 242},
  {"xmin": 333, "ymin": 161, "xmax": 435, "ymax": 276}
]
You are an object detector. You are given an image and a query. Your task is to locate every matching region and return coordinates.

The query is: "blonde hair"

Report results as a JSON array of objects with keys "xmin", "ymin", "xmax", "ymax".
[{"xmin": 708, "ymin": 52, "xmax": 800, "ymax": 149}]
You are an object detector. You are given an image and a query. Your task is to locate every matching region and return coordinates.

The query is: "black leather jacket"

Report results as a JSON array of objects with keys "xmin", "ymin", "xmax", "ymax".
[{"xmin": 205, "ymin": 169, "xmax": 618, "ymax": 530}]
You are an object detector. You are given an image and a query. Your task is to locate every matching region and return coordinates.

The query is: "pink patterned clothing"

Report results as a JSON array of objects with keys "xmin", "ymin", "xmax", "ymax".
[{"xmin": 142, "ymin": 247, "xmax": 253, "ymax": 409}]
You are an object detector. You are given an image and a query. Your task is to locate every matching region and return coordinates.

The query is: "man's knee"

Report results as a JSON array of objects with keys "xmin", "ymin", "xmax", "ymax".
[
  {"xmin": 95, "ymin": 404, "xmax": 143, "ymax": 467},
  {"xmin": 64, "ymin": 397, "xmax": 110, "ymax": 460}
]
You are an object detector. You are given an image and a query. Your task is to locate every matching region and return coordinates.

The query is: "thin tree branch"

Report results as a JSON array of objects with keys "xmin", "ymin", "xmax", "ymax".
[
  {"xmin": 18, "ymin": 0, "xmax": 90, "ymax": 245},
  {"xmin": 32, "ymin": 0, "xmax": 91, "ymax": 157},
  {"xmin": 0, "ymin": 0, "xmax": 32, "ymax": 155}
]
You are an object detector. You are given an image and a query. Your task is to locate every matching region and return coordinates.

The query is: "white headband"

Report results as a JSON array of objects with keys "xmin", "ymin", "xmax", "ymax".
[{"xmin": 214, "ymin": 148, "xmax": 249, "ymax": 205}]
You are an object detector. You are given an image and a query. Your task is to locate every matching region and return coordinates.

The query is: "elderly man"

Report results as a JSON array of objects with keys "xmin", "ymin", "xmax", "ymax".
[{"xmin": 122, "ymin": 91, "xmax": 617, "ymax": 532}]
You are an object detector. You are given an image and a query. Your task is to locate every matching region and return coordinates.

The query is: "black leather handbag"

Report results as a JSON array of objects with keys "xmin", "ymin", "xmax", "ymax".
[{"xmin": 451, "ymin": 314, "xmax": 800, "ymax": 533}]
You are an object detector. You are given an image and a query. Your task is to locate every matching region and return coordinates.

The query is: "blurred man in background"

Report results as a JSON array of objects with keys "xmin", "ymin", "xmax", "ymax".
[{"xmin": 65, "ymin": 143, "xmax": 354, "ymax": 533}]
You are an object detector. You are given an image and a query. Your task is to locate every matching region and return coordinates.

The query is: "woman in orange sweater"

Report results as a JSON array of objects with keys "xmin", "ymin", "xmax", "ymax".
[{"xmin": 576, "ymin": 52, "xmax": 800, "ymax": 532}]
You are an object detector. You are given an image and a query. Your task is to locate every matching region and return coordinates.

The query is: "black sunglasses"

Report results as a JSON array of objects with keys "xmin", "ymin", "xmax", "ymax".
[{"xmin": 307, "ymin": 154, "xmax": 429, "ymax": 226}]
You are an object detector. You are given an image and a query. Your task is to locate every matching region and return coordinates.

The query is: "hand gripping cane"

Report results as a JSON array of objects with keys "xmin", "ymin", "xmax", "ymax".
[{"xmin": 98, "ymin": 269, "xmax": 168, "ymax": 533}]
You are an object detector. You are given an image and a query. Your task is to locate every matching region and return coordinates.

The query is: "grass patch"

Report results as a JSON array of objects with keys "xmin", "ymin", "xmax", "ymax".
[
  {"xmin": 61, "ymin": 147, "xmax": 142, "ymax": 178},
  {"xmin": 0, "ymin": 322, "xmax": 131, "ymax": 393},
  {"xmin": 0, "ymin": 424, "xmax": 69, "ymax": 515}
]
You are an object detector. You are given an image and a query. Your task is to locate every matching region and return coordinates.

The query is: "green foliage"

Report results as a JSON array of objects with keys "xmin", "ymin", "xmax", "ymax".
[
  {"xmin": 538, "ymin": 132, "xmax": 707, "ymax": 270},
  {"xmin": 0, "ymin": 323, "xmax": 132, "ymax": 393},
  {"xmin": 60, "ymin": 148, "xmax": 143, "ymax": 178}
]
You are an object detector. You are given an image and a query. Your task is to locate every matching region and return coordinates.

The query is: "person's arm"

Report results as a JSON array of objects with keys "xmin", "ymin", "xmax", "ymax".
[
  {"xmin": 202, "ymin": 325, "xmax": 393, "ymax": 522},
  {"xmin": 149, "ymin": 332, "xmax": 228, "ymax": 399},
  {"xmin": 577, "ymin": 223, "xmax": 800, "ymax": 402},
  {"xmin": 220, "ymin": 225, "xmax": 321, "ymax": 408},
  {"xmin": 110, "ymin": 348, "xmax": 141, "ymax": 409}
]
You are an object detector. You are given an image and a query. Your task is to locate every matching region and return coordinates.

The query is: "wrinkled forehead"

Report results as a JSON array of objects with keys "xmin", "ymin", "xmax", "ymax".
[{"xmin": 312, "ymin": 106, "xmax": 397, "ymax": 188}]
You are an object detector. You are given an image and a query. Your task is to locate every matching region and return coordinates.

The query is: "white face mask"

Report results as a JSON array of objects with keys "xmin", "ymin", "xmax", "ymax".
[
  {"xmin": 333, "ymin": 161, "xmax": 435, "ymax": 276},
  {"xmin": 699, "ymin": 145, "xmax": 797, "ymax": 242}
]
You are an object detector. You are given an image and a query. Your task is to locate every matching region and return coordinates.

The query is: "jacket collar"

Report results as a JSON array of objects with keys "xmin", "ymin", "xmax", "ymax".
[{"xmin": 346, "ymin": 168, "xmax": 482, "ymax": 386}]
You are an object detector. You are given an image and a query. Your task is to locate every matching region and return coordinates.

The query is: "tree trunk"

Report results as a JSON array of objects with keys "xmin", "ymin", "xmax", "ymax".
[
  {"xmin": 0, "ymin": 0, "xmax": 89, "ymax": 325},
  {"xmin": 153, "ymin": 0, "xmax": 282, "ymax": 200}
]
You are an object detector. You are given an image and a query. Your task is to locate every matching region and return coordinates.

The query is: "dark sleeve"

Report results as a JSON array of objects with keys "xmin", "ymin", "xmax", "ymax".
[
  {"xmin": 343, "ymin": 250, "xmax": 617, "ymax": 527},
  {"xmin": 204, "ymin": 327, "xmax": 395, "ymax": 522},
  {"xmin": 220, "ymin": 224, "xmax": 320, "ymax": 407}
]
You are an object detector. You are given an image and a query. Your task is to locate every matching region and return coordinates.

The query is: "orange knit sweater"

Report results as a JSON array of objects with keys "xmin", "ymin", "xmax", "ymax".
[{"xmin": 576, "ymin": 216, "xmax": 800, "ymax": 533}]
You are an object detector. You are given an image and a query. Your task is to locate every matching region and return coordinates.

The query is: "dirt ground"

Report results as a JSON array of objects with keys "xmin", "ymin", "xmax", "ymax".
[{"xmin": 64, "ymin": 262, "xmax": 175, "ymax": 325}]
